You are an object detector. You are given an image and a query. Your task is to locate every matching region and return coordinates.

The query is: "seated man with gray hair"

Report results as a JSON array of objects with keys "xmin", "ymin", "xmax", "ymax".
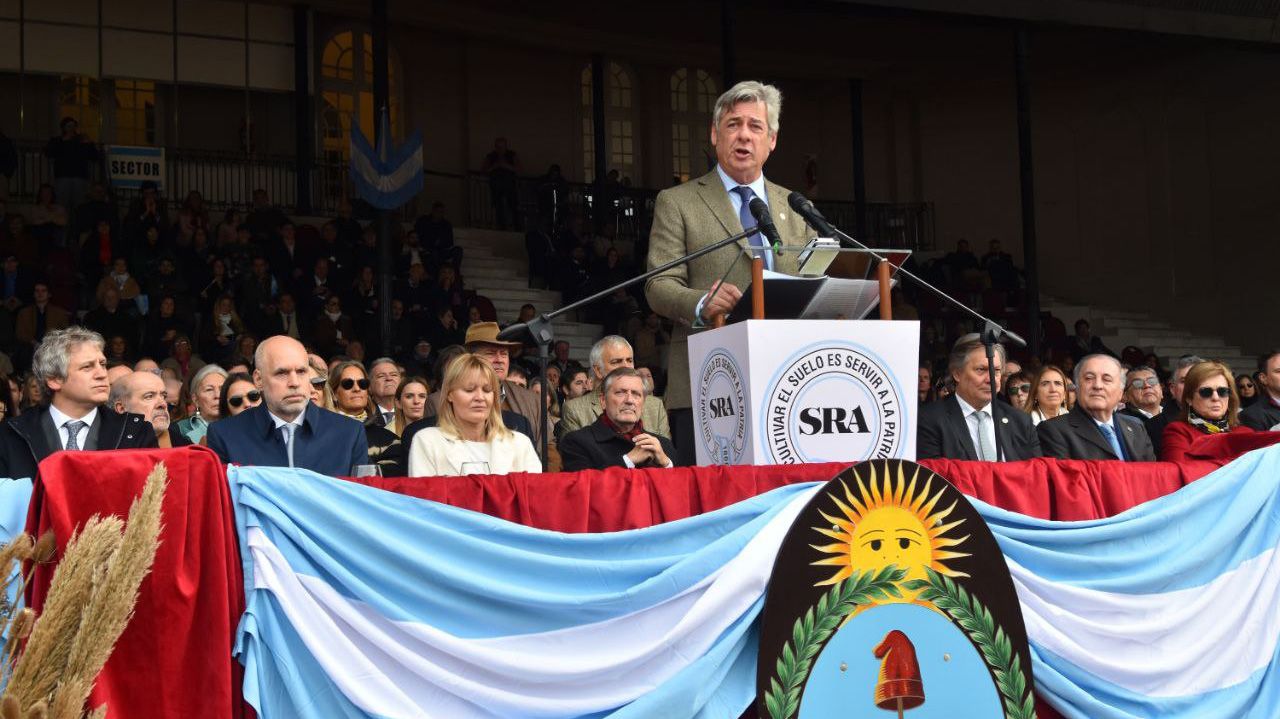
[
  {"xmin": 1038, "ymin": 353, "xmax": 1156, "ymax": 461},
  {"xmin": 556, "ymin": 335, "xmax": 669, "ymax": 443},
  {"xmin": 917, "ymin": 333, "xmax": 1041, "ymax": 461},
  {"xmin": 0, "ymin": 326, "xmax": 156, "ymax": 478},
  {"xmin": 560, "ymin": 368, "xmax": 675, "ymax": 472}
]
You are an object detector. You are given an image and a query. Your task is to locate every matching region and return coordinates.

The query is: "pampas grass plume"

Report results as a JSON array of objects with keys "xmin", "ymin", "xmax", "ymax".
[{"xmin": 3, "ymin": 461, "xmax": 168, "ymax": 719}]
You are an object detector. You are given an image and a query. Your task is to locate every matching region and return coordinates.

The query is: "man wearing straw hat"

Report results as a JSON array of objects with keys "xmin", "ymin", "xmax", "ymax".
[{"xmin": 422, "ymin": 321, "xmax": 544, "ymax": 451}]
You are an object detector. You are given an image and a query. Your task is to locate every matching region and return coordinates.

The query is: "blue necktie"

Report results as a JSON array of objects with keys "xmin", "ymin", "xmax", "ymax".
[
  {"xmin": 731, "ymin": 186, "xmax": 773, "ymax": 270},
  {"xmin": 1098, "ymin": 422, "xmax": 1128, "ymax": 461}
]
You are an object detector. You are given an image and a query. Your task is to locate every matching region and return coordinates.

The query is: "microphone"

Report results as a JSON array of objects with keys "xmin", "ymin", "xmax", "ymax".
[
  {"xmin": 748, "ymin": 197, "xmax": 782, "ymax": 253},
  {"xmin": 786, "ymin": 191, "xmax": 837, "ymax": 238}
]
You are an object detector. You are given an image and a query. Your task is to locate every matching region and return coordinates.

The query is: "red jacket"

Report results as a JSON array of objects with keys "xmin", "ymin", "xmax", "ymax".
[{"xmin": 1161, "ymin": 420, "xmax": 1256, "ymax": 463}]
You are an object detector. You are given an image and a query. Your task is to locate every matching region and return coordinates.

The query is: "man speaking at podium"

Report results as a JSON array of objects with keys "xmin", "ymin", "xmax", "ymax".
[{"xmin": 645, "ymin": 80, "xmax": 811, "ymax": 464}]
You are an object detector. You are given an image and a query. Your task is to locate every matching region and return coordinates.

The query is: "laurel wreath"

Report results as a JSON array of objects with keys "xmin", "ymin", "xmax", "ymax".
[
  {"xmin": 903, "ymin": 567, "xmax": 1037, "ymax": 719},
  {"xmin": 763, "ymin": 566, "xmax": 905, "ymax": 719},
  {"xmin": 763, "ymin": 565, "xmax": 1035, "ymax": 719}
]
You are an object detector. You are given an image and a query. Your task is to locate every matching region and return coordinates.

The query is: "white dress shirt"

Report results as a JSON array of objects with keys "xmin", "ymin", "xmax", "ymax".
[
  {"xmin": 47, "ymin": 404, "xmax": 98, "ymax": 450},
  {"xmin": 955, "ymin": 395, "xmax": 997, "ymax": 459}
]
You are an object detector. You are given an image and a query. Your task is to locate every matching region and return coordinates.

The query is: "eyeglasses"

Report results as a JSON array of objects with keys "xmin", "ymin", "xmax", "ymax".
[
  {"xmin": 339, "ymin": 378, "xmax": 370, "ymax": 390},
  {"xmin": 1197, "ymin": 386, "xmax": 1231, "ymax": 399},
  {"xmin": 310, "ymin": 377, "xmax": 327, "ymax": 387},
  {"xmin": 227, "ymin": 391, "xmax": 261, "ymax": 408},
  {"xmin": 1239, "ymin": 381, "xmax": 1255, "ymax": 389},
  {"xmin": 1008, "ymin": 384, "xmax": 1031, "ymax": 394},
  {"xmin": 1128, "ymin": 377, "xmax": 1160, "ymax": 389}
]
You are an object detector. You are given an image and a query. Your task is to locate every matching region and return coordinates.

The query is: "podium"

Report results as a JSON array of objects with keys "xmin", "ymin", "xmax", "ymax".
[{"xmin": 688, "ymin": 319, "xmax": 919, "ymax": 466}]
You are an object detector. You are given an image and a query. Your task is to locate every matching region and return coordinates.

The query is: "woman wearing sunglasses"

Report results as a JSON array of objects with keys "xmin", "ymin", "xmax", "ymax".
[
  {"xmin": 328, "ymin": 360, "xmax": 402, "ymax": 473},
  {"xmin": 218, "ymin": 372, "xmax": 262, "ymax": 418},
  {"xmin": 1003, "ymin": 371, "xmax": 1032, "ymax": 411},
  {"xmin": 307, "ymin": 356, "xmax": 332, "ymax": 409},
  {"xmin": 1237, "ymin": 374, "xmax": 1259, "ymax": 408},
  {"xmin": 1161, "ymin": 361, "xmax": 1254, "ymax": 462}
]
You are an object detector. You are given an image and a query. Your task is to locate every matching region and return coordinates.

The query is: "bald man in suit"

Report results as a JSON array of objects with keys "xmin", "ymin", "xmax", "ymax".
[{"xmin": 645, "ymin": 80, "xmax": 812, "ymax": 464}]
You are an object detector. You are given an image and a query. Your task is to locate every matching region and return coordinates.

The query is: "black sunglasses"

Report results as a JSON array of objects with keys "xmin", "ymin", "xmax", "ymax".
[
  {"xmin": 228, "ymin": 390, "xmax": 262, "ymax": 408},
  {"xmin": 340, "ymin": 378, "xmax": 370, "ymax": 390},
  {"xmin": 1197, "ymin": 386, "xmax": 1231, "ymax": 399},
  {"xmin": 310, "ymin": 377, "xmax": 327, "ymax": 387}
]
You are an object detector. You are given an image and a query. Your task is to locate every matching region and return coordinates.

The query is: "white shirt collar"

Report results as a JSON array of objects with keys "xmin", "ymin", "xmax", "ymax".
[
  {"xmin": 48, "ymin": 403, "xmax": 97, "ymax": 429},
  {"xmin": 954, "ymin": 394, "xmax": 991, "ymax": 418},
  {"xmin": 715, "ymin": 164, "xmax": 768, "ymax": 206},
  {"xmin": 267, "ymin": 408, "xmax": 303, "ymax": 431}
]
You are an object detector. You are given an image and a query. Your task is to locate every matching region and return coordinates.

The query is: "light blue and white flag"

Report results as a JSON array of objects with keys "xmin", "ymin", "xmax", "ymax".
[
  {"xmin": 232, "ymin": 445, "xmax": 1280, "ymax": 719},
  {"xmin": 982, "ymin": 444, "xmax": 1280, "ymax": 719},
  {"xmin": 349, "ymin": 108, "xmax": 423, "ymax": 210},
  {"xmin": 231, "ymin": 465, "xmax": 820, "ymax": 719}
]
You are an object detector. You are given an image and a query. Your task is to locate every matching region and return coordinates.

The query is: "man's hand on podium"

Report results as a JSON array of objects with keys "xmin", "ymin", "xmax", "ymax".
[{"xmin": 699, "ymin": 281, "xmax": 742, "ymax": 324}]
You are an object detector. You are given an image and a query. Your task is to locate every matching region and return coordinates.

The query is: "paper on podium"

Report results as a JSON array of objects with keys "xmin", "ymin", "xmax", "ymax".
[{"xmin": 727, "ymin": 270, "xmax": 893, "ymax": 323}]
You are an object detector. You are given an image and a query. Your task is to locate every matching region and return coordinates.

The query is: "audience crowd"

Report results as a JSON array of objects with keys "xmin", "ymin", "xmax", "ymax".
[{"xmin": 0, "ymin": 137, "xmax": 1273, "ymax": 478}]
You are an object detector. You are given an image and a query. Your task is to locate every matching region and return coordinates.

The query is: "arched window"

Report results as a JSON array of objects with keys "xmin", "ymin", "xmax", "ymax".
[
  {"xmin": 580, "ymin": 61, "xmax": 637, "ymax": 183},
  {"xmin": 319, "ymin": 29, "xmax": 401, "ymax": 164},
  {"xmin": 58, "ymin": 76, "xmax": 102, "ymax": 141},
  {"xmin": 670, "ymin": 68, "xmax": 717, "ymax": 183}
]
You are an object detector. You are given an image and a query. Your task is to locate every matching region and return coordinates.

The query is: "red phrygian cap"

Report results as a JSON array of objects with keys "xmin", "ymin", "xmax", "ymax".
[{"xmin": 873, "ymin": 629, "xmax": 926, "ymax": 710}]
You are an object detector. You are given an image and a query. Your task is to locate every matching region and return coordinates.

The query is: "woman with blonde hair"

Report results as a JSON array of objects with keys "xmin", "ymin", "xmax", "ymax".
[
  {"xmin": 1025, "ymin": 365, "xmax": 1070, "ymax": 425},
  {"xmin": 1161, "ymin": 361, "xmax": 1255, "ymax": 462},
  {"xmin": 408, "ymin": 354, "xmax": 540, "ymax": 476},
  {"xmin": 307, "ymin": 355, "xmax": 332, "ymax": 409}
]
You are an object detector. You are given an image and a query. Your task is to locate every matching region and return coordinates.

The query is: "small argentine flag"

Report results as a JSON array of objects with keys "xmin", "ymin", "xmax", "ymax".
[{"xmin": 349, "ymin": 107, "xmax": 423, "ymax": 210}]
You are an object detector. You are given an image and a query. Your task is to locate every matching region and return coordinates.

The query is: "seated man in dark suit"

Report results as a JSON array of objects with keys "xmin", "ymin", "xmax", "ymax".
[
  {"xmin": 1240, "ymin": 350, "xmax": 1280, "ymax": 431},
  {"xmin": 917, "ymin": 333, "xmax": 1041, "ymax": 461},
  {"xmin": 0, "ymin": 326, "xmax": 156, "ymax": 478},
  {"xmin": 1038, "ymin": 353, "xmax": 1156, "ymax": 461},
  {"xmin": 208, "ymin": 335, "xmax": 368, "ymax": 476},
  {"xmin": 560, "ymin": 367, "xmax": 676, "ymax": 472}
]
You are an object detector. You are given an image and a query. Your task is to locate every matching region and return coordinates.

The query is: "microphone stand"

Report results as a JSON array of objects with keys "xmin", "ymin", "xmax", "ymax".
[
  {"xmin": 816, "ymin": 217, "xmax": 1021, "ymax": 462},
  {"xmin": 499, "ymin": 224, "xmax": 762, "ymax": 467}
]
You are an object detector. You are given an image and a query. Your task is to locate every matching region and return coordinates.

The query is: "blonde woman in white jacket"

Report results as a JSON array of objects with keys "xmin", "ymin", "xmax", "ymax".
[{"xmin": 408, "ymin": 353, "xmax": 541, "ymax": 476}]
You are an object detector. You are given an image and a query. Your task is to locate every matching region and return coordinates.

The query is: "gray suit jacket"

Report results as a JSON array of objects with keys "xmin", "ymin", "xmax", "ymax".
[{"xmin": 644, "ymin": 169, "xmax": 811, "ymax": 410}]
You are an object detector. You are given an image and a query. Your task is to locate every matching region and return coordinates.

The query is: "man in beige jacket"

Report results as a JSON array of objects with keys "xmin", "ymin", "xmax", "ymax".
[
  {"xmin": 644, "ymin": 80, "xmax": 811, "ymax": 464},
  {"xmin": 556, "ymin": 335, "xmax": 670, "ymax": 444}
]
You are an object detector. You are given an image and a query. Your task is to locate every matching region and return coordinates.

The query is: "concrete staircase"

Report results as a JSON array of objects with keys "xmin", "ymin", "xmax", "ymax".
[
  {"xmin": 1040, "ymin": 295, "xmax": 1254, "ymax": 376},
  {"xmin": 456, "ymin": 227, "xmax": 602, "ymax": 363}
]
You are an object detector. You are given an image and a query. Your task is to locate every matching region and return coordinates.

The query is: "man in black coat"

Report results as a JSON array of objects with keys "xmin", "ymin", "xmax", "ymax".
[
  {"xmin": 1038, "ymin": 354, "xmax": 1156, "ymax": 461},
  {"xmin": 1240, "ymin": 351, "xmax": 1280, "ymax": 431},
  {"xmin": 0, "ymin": 327, "xmax": 156, "ymax": 479},
  {"xmin": 1119, "ymin": 365, "xmax": 1170, "ymax": 457},
  {"xmin": 560, "ymin": 368, "xmax": 676, "ymax": 472},
  {"xmin": 917, "ymin": 334, "xmax": 1040, "ymax": 461}
]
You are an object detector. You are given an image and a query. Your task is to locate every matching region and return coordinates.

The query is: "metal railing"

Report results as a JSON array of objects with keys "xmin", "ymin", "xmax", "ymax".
[{"xmin": 6, "ymin": 139, "xmax": 934, "ymax": 250}]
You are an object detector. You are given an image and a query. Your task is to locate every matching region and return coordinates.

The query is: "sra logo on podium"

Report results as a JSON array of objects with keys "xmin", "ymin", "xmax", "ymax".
[
  {"xmin": 763, "ymin": 343, "xmax": 903, "ymax": 463},
  {"xmin": 697, "ymin": 349, "xmax": 747, "ymax": 464}
]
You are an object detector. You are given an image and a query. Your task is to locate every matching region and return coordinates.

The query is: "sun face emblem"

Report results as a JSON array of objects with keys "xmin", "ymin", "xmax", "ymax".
[{"xmin": 811, "ymin": 462, "xmax": 970, "ymax": 607}]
